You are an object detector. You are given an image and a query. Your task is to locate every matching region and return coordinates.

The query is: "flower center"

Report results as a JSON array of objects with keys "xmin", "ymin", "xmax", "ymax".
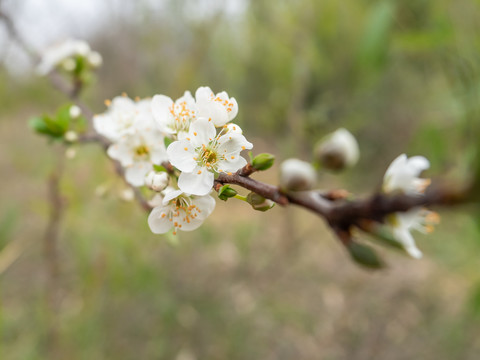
[
  {"xmin": 135, "ymin": 145, "xmax": 150, "ymax": 156},
  {"xmin": 170, "ymin": 101, "xmax": 196, "ymax": 133},
  {"xmin": 166, "ymin": 195, "xmax": 203, "ymax": 235},
  {"xmin": 197, "ymin": 145, "xmax": 222, "ymax": 170}
]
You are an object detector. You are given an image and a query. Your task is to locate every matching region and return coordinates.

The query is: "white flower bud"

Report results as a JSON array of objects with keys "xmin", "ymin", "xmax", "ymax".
[
  {"xmin": 65, "ymin": 148, "xmax": 76, "ymax": 159},
  {"xmin": 64, "ymin": 130, "xmax": 79, "ymax": 142},
  {"xmin": 95, "ymin": 184, "xmax": 108, "ymax": 197},
  {"xmin": 145, "ymin": 171, "xmax": 169, "ymax": 192},
  {"xmin": 88, "ymin": 51, "xmax": 103, "ymax": 68},
  {"xmin": 69, "ymin": 105, "xmax": 81, "ymax": 118},
  {"xmin": 62, "ymin": 58, "xmax": 76, "ymax": 72},
  {"xmin": 315, "ymin": 128, "xmax": 359, "ymax": 171},
  {"xmin": 279, "ymin": 158, "xmax": 316, "ymax": 191},
  {"xmin": 119, "ymin": 188, "xmax": 135, "ymax": 202}
]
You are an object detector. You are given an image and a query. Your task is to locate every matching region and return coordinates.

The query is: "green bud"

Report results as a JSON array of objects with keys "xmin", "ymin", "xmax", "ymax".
[
  {"xmin": 218, "ymin": 185, "xmax": 238, "ymax": 201},
  {"xmin": 252, "ymin": 153, "xmax": 275, "ymax": 171},
  {"xmin": 246, "ymin": 192, "xmax": 275, "ymax": 212},
  {"xmin": 347, "ymin": 242, "xmax": 385, "ymax": 269}
]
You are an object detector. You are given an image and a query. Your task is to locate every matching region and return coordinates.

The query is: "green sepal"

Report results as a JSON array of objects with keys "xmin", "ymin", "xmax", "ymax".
[
  {"xmin": 362, "ymin": 221, "xmax": 404, "ymax": 250},
  {"xmin": 218, "ymin": 185, "xmax": 237, "ymax": 201},
  {"xmin": 153, "ymin": 164, "xmax": 168, "ymax": 173},
  {"xmin": 252, "ymin": 153, "xmax": 275, "ymax": 171},
  {"xmin": 246, "ymin": 192, "xmax": 275, "ymax": 211}
]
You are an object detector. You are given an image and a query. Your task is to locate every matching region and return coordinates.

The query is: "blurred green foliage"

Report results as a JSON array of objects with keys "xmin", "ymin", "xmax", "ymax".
[{"xmin": 2, "ymin": 0, "xmax": 480, "ymax": 359}]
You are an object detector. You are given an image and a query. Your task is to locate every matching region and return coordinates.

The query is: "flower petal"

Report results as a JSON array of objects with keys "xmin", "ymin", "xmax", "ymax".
[
  {"xmin": 163, "ymin": 189, "xmax": 183, "ymax": 204},
  {"xmin": 218, "ymin": 156, "xmax": 247, "ymax": 173},
  {"xmin": 125, "ymin": 162, "xmax": 151, "ymax": 186},
  {"xmin": 148, "ymin": 206, "xmax": 173, "ymax": 234},
  {"xmin": 188, "ymin": 117, "xmax": 216, "ymax": 147},
  {"xmin": 177, "ymin": 168, "xmax": 214, "ymax": 196},
  {"xmin": 167, "ymin": 140, "xmax": 196, "ymax": 172},
  {"xmin": 152, "ymin": 95, "xmax": 176, "ymax": 134},
  {"xmin": 107, "ymin": 143, "xmax": 133, "ymax": 166}
]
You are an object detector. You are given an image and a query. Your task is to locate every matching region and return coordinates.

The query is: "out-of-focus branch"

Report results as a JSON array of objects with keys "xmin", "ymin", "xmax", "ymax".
[
  {"xmin": 216, "ymin": 165, "xmax": 473, "ymax": 236},
  {"xmin": 42, "ymin": 146, "xmax": 65, "ymax": 360}
]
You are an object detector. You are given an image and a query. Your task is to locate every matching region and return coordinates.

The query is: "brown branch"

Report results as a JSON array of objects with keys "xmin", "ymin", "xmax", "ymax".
[{"xmin": 216, "ymin": 165, "xmax": 473, "ymax": 233}]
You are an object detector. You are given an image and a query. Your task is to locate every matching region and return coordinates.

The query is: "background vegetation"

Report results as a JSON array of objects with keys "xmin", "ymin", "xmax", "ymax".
[{"xmin": 1, "ymin": 0, "xmax": 480, "ymax": 358}]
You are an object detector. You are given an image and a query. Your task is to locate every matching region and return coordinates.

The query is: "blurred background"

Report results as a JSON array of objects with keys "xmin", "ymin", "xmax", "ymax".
[{"xmin": 1, "ymin": 0, "xmax": 480, "ymax": 359}]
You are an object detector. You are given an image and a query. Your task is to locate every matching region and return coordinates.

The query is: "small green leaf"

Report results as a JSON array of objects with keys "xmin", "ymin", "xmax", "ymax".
[
  {"xmin": 29, "ymin": 117, "xmax": 50, "ymax": 135},
  {"xmin": 55, "ymin": 104, "xmax": 72, "ymax": 130},
  {"xmin": 164, "ymin": 137, "xmax": 174, "ymax": 148}
]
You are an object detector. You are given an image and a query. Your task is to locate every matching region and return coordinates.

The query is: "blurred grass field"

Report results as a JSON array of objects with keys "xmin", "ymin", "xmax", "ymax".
[{"xmin": 2, "ymin": 0, "xmax": 480, "ymax": 359}]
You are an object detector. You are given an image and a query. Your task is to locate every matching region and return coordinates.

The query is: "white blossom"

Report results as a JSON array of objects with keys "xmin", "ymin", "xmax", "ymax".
[
  {"xmin": 94, "ymin": 95, "xmax": 153, "ymax": 142},
  {"xmin": 167, "ymin": 118, "xmax": 252, "ymax": 196},
  {"xmin": 151, "ymin": 91, "xmax": 197, "ymax": 139},
  {"xmin": 148, "ymin": 187, "xmax": 216, "ymax": 235},
  {"xmin": 87, "ymin": 51, "xmax": 103, "ymax": 67},
  {"xmin": 383, "ymin": 154, "xmax": 431, "ymax": 195},
  {"xmin": 195, "ymin": 86, "xmax": 238, "ymax": 127},
  {"xmin": 37, "ymin": 38, "xmax": 100, "ymax": 75},
  {"xmin": 279, "ymin": 158, "xmax": 317, "ymax": 191},
  {"xmin": 383, "ymin": 154, "xmax": 437, "ymax": 258},
  {"xmin": 106, "ymin": 113, "xmax": 168, "ymax": 187}
]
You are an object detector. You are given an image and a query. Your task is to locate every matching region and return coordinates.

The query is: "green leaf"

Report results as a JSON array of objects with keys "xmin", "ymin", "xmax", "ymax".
[
  {"xmin": 55, "ymin": 104, "xmax": 72, "ymax": 130},
  {"xmin": 164, "ymin": 137, "xmax": 174, "ymax": 148},
  {"xmin": 29, "ymin": 116, "xmax": 50, "ymax": 135}
]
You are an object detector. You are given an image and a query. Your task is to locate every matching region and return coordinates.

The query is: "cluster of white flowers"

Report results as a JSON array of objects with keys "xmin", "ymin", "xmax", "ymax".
[
  {"xmin": 93, "ymin": 87, "xmax": 253, "ymax": 234},
  {"xmin": 37, "ymin": 38, "xmax": 102, "ymax": 75},
  {"xmin": 382, "ymin": 154, "xmax": 439, "ymax": 258}
]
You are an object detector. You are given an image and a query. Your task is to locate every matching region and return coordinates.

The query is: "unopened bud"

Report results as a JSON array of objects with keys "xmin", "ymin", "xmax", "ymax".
[
  {"xmin": 218, "ymin": 185, "xmax": 237, "ymax": 201},
  {"xmin": 314, "ymin": 128, "xmax": 359, "ymax": 171},
  {"xmin": 64, "ymin": 130, "xmax": 79, "ymax": 142},
  {"xmin": 279, "ymin": 158, "xmax": 316, "ymax": 191},
  {"xmin": 252, "ymin": 153, "xmax": 275, "ymax": 171},
  {"xmin": 69, "ymin": 105, "xmax": 81, "ymax": 118},
  {"xmin": 88, "ymin": 51, "xmax": 103, "ymax": 68},
  {"xmin": 119, "ymin": 188, "xmax": 135, "ymax": 202},
  {"xmin": 145, "ymin": 171, "xmax": 169, "ymax": 192},
  {"xmin": 62, "ymin": 58, "xmax": 76, "ymax": 72},
  {"xmin": 246, "ymin": 192, "xmax": 275, "ymax": 212}
]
